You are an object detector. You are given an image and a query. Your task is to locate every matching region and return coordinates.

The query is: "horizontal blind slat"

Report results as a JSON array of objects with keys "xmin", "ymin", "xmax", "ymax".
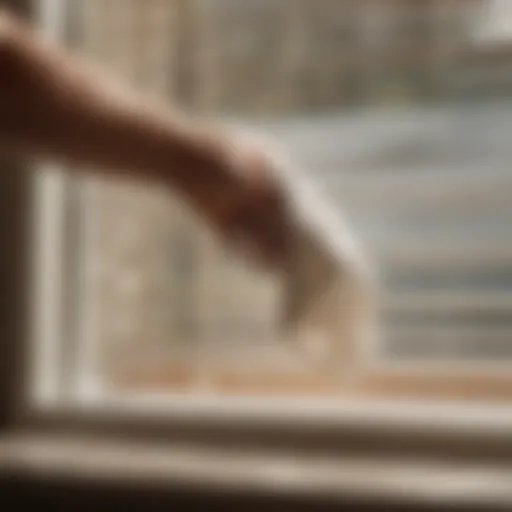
[{"xmin": 385, "ymin": 292, "xmax": 512, "ymax": 312}]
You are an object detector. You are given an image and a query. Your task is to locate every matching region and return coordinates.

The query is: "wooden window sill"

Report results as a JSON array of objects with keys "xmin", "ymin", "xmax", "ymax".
[{"xmin": 1, "ymin": 432, "xmax": 512, "ymax": 508}]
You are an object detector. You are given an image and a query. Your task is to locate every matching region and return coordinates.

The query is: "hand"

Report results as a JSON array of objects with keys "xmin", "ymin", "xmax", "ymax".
[
  {"xmin": 186, "ymin": 130, "xmax": 292, "ymax": 271},
  {"xmin": 0, "ymin": 9, "xmax": 291, "ymax": 271}
]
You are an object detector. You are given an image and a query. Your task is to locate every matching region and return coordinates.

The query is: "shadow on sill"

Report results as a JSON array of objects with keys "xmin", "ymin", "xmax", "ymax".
[
  {"xmin": 0, "ymin": 474, "xmax": 492, "ymax": 512},
  {"xmin": 1, "ymin": 432, "xmax": 512, "ymax": 511}
]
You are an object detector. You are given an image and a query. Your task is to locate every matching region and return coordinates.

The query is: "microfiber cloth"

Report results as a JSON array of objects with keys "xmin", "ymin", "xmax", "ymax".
[{"xmin": 231, "ymin": 128, "xmax": 377, "ymax": 365}]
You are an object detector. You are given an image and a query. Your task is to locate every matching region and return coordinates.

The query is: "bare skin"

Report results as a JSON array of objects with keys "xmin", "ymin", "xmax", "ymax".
[{"xmin": 0, "ymin": 10, "xmax": 290, "ymax": 268}]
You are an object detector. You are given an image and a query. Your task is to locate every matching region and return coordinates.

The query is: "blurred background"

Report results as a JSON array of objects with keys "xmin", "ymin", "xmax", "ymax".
[{"xmin": 32, "ymin": 0, "xmax": 512, "ymax": 402}]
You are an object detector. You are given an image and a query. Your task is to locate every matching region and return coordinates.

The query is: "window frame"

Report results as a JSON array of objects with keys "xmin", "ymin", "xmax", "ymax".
[
  {"xmin": 0, "ymin": 1, "xmax": 512, "ymax": 504},
  {"xmin": 0, "ymin": 0, "xmax": 35, "ymax": 431},
  {"xmin": 3, "ymin": 6, "xmax": 512, "ymax": 508}
]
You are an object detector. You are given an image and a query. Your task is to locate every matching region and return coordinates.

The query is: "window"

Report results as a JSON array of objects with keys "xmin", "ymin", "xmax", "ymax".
[
  {"xmin": 22, "ymin": 0, "xmax": 512, "ymax": 412},
  {"xmin": 3, "ymin": 1, "xmax": 512, "ymax": 507},
  {"xmin": 7, "ymin": 0, "xmax": 512, "ymax": 420}
]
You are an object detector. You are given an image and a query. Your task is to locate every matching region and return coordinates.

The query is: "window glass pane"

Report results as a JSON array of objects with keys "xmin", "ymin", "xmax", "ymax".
[{"xmin": 36, "ymin": 0, "xmax": 512, "ymax": 402}]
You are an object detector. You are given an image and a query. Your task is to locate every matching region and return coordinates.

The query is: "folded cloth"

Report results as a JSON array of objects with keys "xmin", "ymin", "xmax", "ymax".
[
  {"xmin": 224, "ymin": 125, "xmax": 378, "ymax": 372},
  {"xmin": 268, "ymin": 143, "xmax": 378, "ymax": 371}
]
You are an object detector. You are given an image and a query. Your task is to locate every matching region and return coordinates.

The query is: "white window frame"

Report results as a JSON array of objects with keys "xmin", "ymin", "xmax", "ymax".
[
  {"xmin": 3, "ymin": 2, "xmax": 512, "ymax": 507},
  {"xmin": 0, "ymin": 0, "xmax": 512, "ymax": 504}
]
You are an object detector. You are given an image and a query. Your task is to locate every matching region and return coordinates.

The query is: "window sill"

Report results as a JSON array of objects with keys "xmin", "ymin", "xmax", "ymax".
[
  {"xmin": 1, "ymin": 431, "xmax": 512, "ymax": 508},
  {"xmin": 8, "ymin": 395, "xmax": 512, "ymax": 474},
  {"xmin": 28, "ymin": 391, "xmax": 512, "ymax": 437}
]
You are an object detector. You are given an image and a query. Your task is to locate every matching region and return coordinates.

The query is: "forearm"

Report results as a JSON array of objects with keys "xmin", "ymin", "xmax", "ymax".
[{"xmin": 0, "ymin": 12, "xmax": 235, "ymax": 211}]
